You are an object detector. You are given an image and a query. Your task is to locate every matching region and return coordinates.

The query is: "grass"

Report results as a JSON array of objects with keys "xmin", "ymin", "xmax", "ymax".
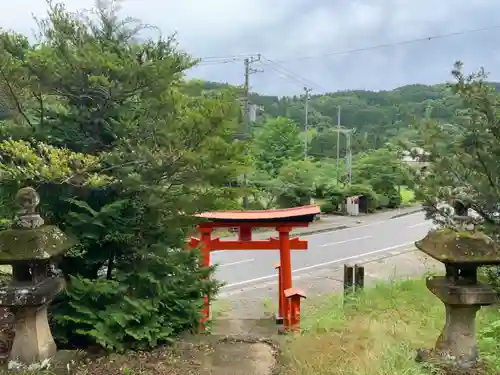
[
  {"xmin": 400, "ymin": 186, "xmax": 417, "ymax": 206},
  {"xmin": 281, "ymin": 278, "xmax": 500, "ymax": 375}
]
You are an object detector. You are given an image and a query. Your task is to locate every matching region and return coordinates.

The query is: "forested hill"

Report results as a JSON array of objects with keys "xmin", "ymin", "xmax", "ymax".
[{"xmin": 192, "ymin": 79, "xmax": 500, "ymax": 158}]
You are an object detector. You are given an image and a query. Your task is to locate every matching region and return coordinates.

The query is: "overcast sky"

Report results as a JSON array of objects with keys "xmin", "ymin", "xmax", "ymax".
[{"xmin": 2, "ymin": 0, "xmax": 500, "ymax": 96}]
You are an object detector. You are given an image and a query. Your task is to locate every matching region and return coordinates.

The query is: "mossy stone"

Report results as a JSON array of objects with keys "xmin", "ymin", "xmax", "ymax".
[
  {"xmin": 415, "ymin": 228, "xmax": 500, "ymax": 265},
  {"xmin": 0, "ymin": 226, "xmax": 76, "ymax": 263}
]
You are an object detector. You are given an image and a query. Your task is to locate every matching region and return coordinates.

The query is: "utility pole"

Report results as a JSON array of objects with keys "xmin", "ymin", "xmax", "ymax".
[
  {"xmin": 336, "ymin": 106, "xmax": 341, "ymax": 185},
  {"xmin": 242, "ymin": 55, "xmax": 262, "ymax": 209},
  {"xmin": 333, "ymin": 109, "xmax": 355, "ymax": 186},
  {"xmin": 344, "ymin": 130, "xmax": 354, "ymax": 185},
  {"xmin": 304, "ymin": 87, "xmax": 312, "ymax": 160}
]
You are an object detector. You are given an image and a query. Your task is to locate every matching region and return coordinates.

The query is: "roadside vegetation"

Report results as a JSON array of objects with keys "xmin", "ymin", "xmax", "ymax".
[
  {"xmin": 282, "ymin": 278, "xmax": 500, "ymax": 375},
  {"xmin": 400, "ymin": 186, "xmax": 417, "ymax": 206}
]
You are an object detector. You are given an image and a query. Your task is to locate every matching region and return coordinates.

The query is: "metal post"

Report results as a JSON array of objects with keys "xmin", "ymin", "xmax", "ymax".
[
  {"xmin": 354, "ymin": 264, "xmax": 365, "ymax": 292},
  {"xmin": 242, "ymin": 55, "xmax": 261, "ymax": 209},
  {"xmin": 304, "ymin": 87, "xmax": 311, "ymax": 160},
  {"xmin": 274, "ymin": 263, "xmax": 283, "ymax": 324},
  {"xmin": 343, "ymin": 264, "xmax": 354, "ymax": 297},
  {"xmin": 345, "ymin": 132, "xmax": 351, "ymax": 185},
  {"xmin": 336, "ymin": 106, "xmax": 341, "ymax": 185}
]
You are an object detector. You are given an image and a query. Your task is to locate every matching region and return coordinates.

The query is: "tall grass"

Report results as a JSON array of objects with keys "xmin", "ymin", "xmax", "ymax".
[{"xmin": 282, "ymin": 279, "xmax": 500, "ymax": 375}]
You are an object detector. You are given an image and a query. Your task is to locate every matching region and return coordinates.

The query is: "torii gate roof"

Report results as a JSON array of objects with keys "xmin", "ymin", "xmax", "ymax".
[{"xmin": 195, "ymin": 205, "xmax": 321, "ymax": 224}]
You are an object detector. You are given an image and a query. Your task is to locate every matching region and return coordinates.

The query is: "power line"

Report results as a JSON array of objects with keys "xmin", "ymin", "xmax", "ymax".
[
  {"xmin": 275, "ymin": 24, "xmax": 500, "ymax": 63},
  {"xmin": 198, "ymin": 53, "xmax": 257, "ymax": 61},
  {"xmin": 260, "ymin": 56, "xmax": 325, "ymax": 91},
  {"xmin": 196, "ymin": 24, "xmax": 500, "ymax": 65},
  {"xmin": 196, "ymin": 57, "xmax": 244, "ymax": 66},
  {"xmin": 258, "ymin": 61, "xmax": 314, "ymax": 89}
]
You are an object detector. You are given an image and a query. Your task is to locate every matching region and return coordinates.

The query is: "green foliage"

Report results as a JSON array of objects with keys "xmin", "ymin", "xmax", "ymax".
[
  {"xmin": 276, "ymin": 159, "xmax": 318, "ymax": 208},
  {"xmin": 54, "ymin": 247, "xmax": 217, "ymax": 352},
  {"xmin": 0, "ymin": 1, "xmax": 245, "ymax": 351},
  {"xmin": 251, "ymin": 116, "xmax": 302, "ymax": 177},
  {"xmin": 243, "ymin": 81, "xmax": 472, "ymax": 158},
  {"xmin": 320, "ymin": 201, "xmax": 336, "ymax": 214},
  {"xmin": 323, "ymin": 184, "xmax": 346, "ymax": 209},
  {"xmin": 409, "ymin": 62, "xmax": 500, "ymax": 350},
  {"xmin": 246, "ymin": 169, "xmax": 283, "ymax": 209},
  {"xmin": 409, "ymin": 61, "xmax": 500, "ymax": 229},
  {"xmin": 352, "ymin": 147, "xmax": 406, "ymax": 209}
]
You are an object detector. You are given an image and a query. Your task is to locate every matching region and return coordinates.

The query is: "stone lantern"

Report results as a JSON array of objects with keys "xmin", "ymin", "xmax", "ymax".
[
  {"xmin": 0, "ymin": 187, "xmax": 76, "ymax": 364},
  {"xmin": 415, "ymin": 226, "xmax": 499, "ymax": 372}
]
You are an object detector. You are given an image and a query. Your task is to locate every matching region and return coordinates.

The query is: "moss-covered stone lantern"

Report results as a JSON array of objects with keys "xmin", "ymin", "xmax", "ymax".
[
  {"xmin": 415, "ymin": 226, "xmax": 500, "ymax": 372},
  {"xmin": 0, "ymin": 187, "xmax": 76, "ymax": 365}
]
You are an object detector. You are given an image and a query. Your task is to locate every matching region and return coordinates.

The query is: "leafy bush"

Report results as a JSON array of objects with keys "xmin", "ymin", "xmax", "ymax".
[
  {"xmin": 320, "ymin": 201, "xmax": 336, "ymax": 214},
  {"xmin": 276, "ymin": 159, "xmax": 318, "ymax": 208},
  {"xmin": 324, "ymin": 185, "xmax": 346, "ymax": 209},
  {"xmin": 53, "ymin": 248, "xmax": 217, "ymax": 352},
  {"xmin": 387, "ymin": 187, "xmax": 402, "ymax": 208},
  {"xmin": 376, "ymin": 195, "xmax": 389, "ymax": 209}
]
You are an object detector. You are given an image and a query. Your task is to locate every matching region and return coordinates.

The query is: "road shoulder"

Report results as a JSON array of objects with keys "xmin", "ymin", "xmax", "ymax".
[{"xmin": 212, "ymin": 249, "xmax": 443, "ymax": 334}]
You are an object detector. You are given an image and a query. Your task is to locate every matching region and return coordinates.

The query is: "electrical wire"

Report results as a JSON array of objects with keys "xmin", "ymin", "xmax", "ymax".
[
  {"xmin": 275, "ymin": 24, "xmax": 500, "ymax": 63},
  {"xmin": 259, "ymin": 55, "xmax": 325, "ymax": 92},
  {"xmin": 196, "ymin": 24, "xmax": 500, "ymax": 64},
  {"xmin": 258, "ymin": 61, "xmax": 315, "ymax": 90},
  {"xmin": 196, "ymin": 58, "xmax": 242, "ymax": 67}
]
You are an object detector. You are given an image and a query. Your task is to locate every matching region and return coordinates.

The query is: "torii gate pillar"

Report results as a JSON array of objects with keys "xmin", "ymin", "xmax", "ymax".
[{"xmin": 189, "ymin": 205, "xmax": 321, "ymax": 332}]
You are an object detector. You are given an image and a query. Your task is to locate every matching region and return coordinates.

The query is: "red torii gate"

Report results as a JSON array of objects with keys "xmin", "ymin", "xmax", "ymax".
[{"xmin": 188, "ymin": 205, "xmax": 321, "ymax": 332}]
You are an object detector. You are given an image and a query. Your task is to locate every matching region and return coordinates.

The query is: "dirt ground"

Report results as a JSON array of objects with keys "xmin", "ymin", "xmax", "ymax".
[
  {"xmin": 0, "ymin": 249, "xmax": 441, "ymax": 375},
  {"xmin": 73, "ymin": 337, "xmax": 278, "ymax": 375}
]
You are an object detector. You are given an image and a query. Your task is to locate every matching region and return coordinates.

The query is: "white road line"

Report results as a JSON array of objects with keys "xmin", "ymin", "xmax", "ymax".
[
  {"xmin": 221, "ymin": 242, "xmax": 415, "ymax": 289},
  {"xmin": 216, "ymin": 259, "xmax": 255, "ymax": 268},
  {"xmin": 407, "ymin": 222, "xmax": 432, "ymax": 228},
  {"xmin": 319, "ymin": 235, "xmax": 372, "ymax": 247}
]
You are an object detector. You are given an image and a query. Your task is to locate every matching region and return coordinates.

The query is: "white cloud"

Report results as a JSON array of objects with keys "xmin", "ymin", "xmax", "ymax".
[{"xmin": 1, "ymin": 0, "xmax": 500, "ymax": 95}]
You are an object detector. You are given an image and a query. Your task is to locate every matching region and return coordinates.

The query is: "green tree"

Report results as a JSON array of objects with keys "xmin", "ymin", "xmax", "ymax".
[
  {"xmin": 352, "ymin": 147, "xmax": 406, "ymax": 208},
  {"xmin": 408, "ymin": 62, "xmax": 500, "ymax": 343},
  {"xmin": 276, "ymin": 159, "xmax": 318, "ymax": 207},
  {"xmin": 410, "ymin": 61, "xmax": 500, "ymax": 229},
  {"xmin": 251, "ymin": 116, "xmax": 302, "ymax": 176},
  {"xmin": 0, "ymin": 1, "xmax": 245, "ymax": 351}
]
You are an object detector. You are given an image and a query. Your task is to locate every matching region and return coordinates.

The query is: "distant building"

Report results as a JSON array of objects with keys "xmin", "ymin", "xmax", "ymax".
[
  {"xmin": 248, "ymin": 103, "xmax": 264, "ymax": 122},
  {"xmin": 401, "ymin": 147, "xmax": 430, "ymax": 171}
]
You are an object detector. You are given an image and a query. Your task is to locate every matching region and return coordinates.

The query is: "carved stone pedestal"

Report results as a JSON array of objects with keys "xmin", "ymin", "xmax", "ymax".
[
  {"xmin": 418, "ymin": 276, "xmax": 497, "ymax": 371},
  {"xmin": 10, "ymin": 305, "xmax": 56, "ymax": 364},
  {"xmin": 0, "ymin": 277, "xmax": 64, "ymax": 364}
]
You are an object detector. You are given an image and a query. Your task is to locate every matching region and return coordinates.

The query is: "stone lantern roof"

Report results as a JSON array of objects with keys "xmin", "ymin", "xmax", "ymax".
[{"xmin": 0, "ymin": 187, "xmax": 75, "ymax": 264}]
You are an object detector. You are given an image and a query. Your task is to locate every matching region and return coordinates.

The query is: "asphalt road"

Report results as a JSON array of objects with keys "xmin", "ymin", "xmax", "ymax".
[{"xmin": 213, "ymin": 211, "xmax": 433, "ymax": 290}]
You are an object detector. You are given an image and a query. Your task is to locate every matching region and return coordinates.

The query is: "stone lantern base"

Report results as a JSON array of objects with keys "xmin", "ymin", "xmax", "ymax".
[
  {"xmin": 416, "ymin": 276, "xmax": 497, "ymax": 372},
  {"xmin": 10, "ymin": 304, "xmax": 56, "ymax": 364},
  {"xmin": 0, "ymin": 277, "xmax": 64, "ymax": 364}
]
